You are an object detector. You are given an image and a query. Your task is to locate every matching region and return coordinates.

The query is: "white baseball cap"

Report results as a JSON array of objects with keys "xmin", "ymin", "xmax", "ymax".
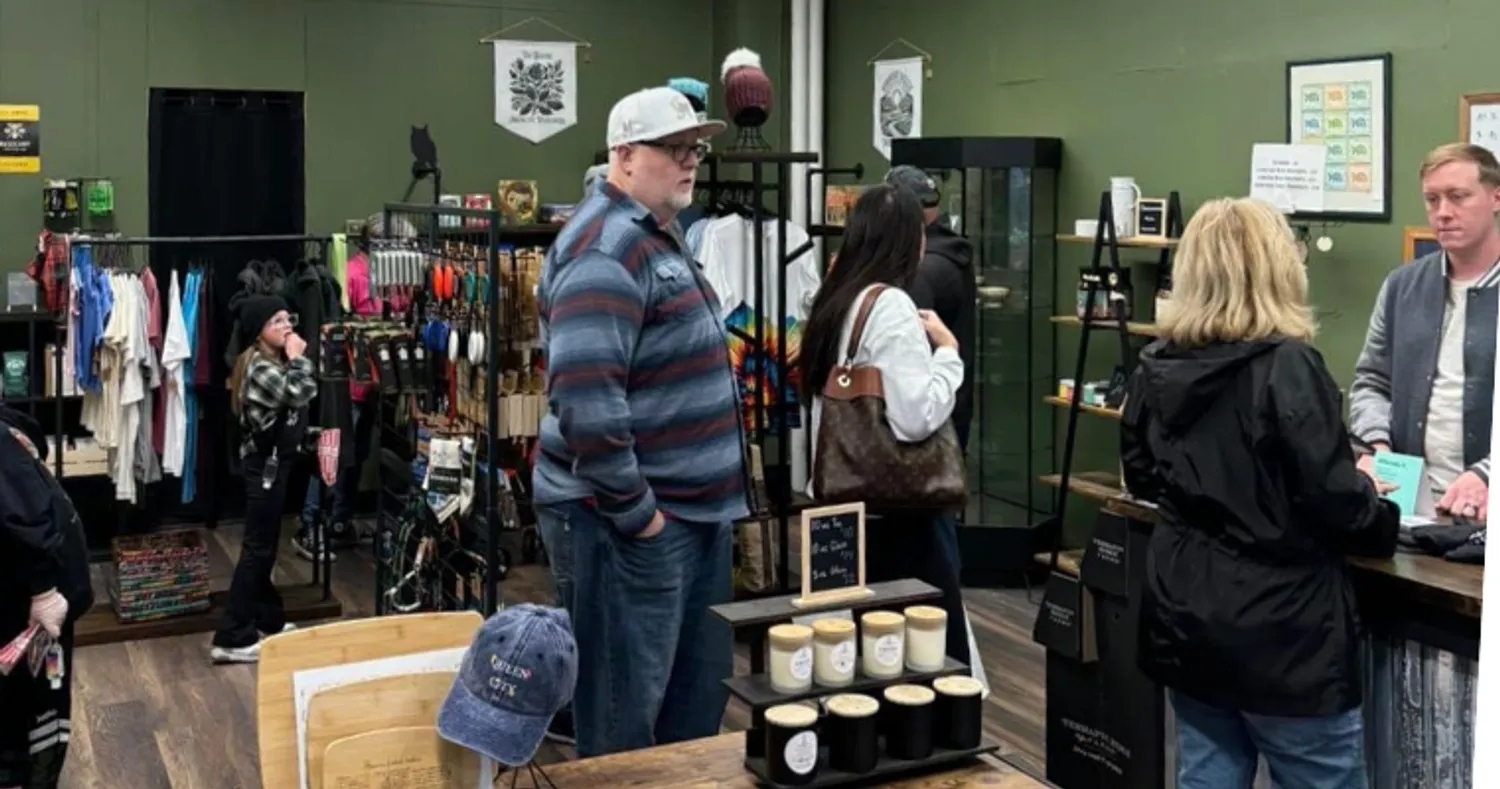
[{"xmin": 606, "ymin": 86, "xmax": 727, "ymax": 148}]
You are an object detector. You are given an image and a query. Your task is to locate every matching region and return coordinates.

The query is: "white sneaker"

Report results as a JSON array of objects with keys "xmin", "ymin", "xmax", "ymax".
[
  {"xmin": 261, "ymin": 623, "xmax": 297, "ymax": 636},
  {"xmin": 210, "ymin": 642, "xmax": 262, "ymax": 664}
]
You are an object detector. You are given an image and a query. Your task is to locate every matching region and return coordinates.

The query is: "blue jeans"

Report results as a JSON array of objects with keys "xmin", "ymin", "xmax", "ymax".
[
  {"xmin": 547, "ymin": 500, "xmax": 733, "ymax": 758},
  {"xmin": 534, "ymin": 504, "xmax": 576, "ymax": 618},
  {"xmin": 1172, "ymin": 690, "xmax": 1368, "ymax": 789},
  {"xmin": 302, "ymin": 404, "xmax": 363, "ymax": 527}
]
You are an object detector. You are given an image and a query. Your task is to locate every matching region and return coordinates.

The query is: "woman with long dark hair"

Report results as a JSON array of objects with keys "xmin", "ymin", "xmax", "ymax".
[
  {"xmin": 802, "ymin": 184, "xmax": 970, "ymax": 665},
  {"xmin": 211, "ymin": 295, "xmax": 317, "ymax": 664}
]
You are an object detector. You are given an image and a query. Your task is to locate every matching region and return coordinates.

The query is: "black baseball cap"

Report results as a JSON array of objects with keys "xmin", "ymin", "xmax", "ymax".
[{"xmin": 884, "ymin": 165, "xmax": 940, "ymax": 208}]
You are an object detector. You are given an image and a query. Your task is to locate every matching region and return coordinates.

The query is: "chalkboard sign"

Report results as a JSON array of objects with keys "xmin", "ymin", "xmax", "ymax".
[{"xmin": 794, "ymin": 503, "xmax": 874, "ymax": 608}]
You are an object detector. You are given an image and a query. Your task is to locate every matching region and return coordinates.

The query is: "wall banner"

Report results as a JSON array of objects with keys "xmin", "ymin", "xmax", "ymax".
[
  {"xmin": 0, "ymin": 105, "xmax": 40, "ymax": 174},
  {"xmin": 493, "ymin": 40, "xmax": 578, "ymax": 144},
  {"xmin": 871, "ymin": 58, "xmax": 923, "ymax": 162}
]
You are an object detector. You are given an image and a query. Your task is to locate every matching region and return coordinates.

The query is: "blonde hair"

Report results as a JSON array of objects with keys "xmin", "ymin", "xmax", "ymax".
[
  {"xmin": 1419, "ymin": 142, "xmax": 1500, "ymax": 188},
  {"xmin": 1157, "ymin": 197, "xmax": 1315, "ymax": 348}
]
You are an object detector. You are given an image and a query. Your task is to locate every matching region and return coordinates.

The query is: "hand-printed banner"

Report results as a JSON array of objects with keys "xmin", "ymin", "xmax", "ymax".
[{"xmin": 492, "ymin": 40, "xmax": 578, "ymax": 144}]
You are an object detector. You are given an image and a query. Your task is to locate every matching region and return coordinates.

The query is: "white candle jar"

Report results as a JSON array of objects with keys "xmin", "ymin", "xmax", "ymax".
[
  {"xmin": 859, "ymin": 611, "xmax": 905, "ymax": 679},
  {"xmin": 811, "ymin": 618, "xmax": 857, "ymax": 688},
  {"xmin": 768, "ymin": 624, "xmax": 815, "ymax": 694},
  {"xmin": 903, "ymin": 605, "xmax": 948, "ymax": 672}
]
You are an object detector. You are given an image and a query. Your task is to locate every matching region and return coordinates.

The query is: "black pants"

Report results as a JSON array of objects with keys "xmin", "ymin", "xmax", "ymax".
[
  {"xmin": 865, "ymin": 510, "xmax": 970, "ymax": 664},
  {"xmin": 213, "ymin": 452, "xmax": 289, "ymax": 648},
  {"xmin": 0, "ymin": 623, "xmax": 74, "ymax": 789}
]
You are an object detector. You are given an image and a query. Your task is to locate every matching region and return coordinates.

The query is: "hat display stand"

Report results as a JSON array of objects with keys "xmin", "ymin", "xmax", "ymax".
[
  {"xmin": 491, "ymin": 760, "xmax": 559, "ymax": 788},
  {"xmin": 731, "ymin": 124, "xmax": 773, "ymax": 153}
]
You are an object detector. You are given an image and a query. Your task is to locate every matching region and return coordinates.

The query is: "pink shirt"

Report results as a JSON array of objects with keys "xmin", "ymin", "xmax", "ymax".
[{"xmin": 346, "ymin": 253, "xmax": 382, "ymax": 403}]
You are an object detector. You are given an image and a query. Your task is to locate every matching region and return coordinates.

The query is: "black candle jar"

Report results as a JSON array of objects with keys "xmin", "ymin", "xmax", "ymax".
[
  {"xmin": 764, "ymin": 703, "xmax": 821, "ymax": 785},
  {"xmin": 824, "ymin": 693, "xmax": 880, "ymax": 774},
  {"xmin": 882, "ymin": 684, "xmax": 935, "ymax": 760},
  {"xmin": 932, "ymin": 675, "xmax": 984, "ymax": 750}
]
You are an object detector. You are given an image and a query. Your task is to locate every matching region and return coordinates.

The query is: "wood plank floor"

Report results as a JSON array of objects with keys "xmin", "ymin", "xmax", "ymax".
[{"xmin": 60, "ymin": 521, "xmax": 1047, "ymax": 789}]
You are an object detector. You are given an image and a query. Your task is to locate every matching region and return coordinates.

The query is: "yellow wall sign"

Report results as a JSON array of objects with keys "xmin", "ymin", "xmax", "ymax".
[{"xmin": 0, "ymin": 105, "xmax": 40, "ymax": 174}]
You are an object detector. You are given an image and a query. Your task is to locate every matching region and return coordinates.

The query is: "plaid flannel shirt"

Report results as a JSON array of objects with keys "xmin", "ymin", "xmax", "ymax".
[{"xmin": 238, "ymin": 351, "xmax": 317, "ymax": 457}]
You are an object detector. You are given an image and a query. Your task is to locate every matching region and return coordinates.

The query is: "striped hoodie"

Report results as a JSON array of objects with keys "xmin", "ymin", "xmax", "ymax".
[{"xmin": 533, "ymin": 181, "xmax": 749, "ymax": 534}]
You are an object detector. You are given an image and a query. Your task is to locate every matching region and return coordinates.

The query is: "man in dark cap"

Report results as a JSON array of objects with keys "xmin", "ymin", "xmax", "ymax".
[{"xmin": 885, "ymin": 165, "xmax": 976, "ymax": 449}]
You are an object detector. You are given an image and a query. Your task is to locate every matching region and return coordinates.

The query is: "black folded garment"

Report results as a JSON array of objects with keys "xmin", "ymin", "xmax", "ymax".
[
  {"xmin": 1399, "ymin": 523, "xmax": 1482, "ymax": 556},
  {"xmin": 1445, "ymin": 528, "xmax": 1486, "ymax": 564}
]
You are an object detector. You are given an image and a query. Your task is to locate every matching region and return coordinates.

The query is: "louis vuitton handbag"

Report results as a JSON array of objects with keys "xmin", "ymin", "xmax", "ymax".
[{"xmin": 812, "ymin": 285, "xmax": 968, "ymax": 508}]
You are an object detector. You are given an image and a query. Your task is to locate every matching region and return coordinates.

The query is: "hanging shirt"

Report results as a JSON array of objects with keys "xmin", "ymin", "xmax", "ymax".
[
  {"xmin": 180, "ymin": 270, "xmax": 202, "ymax": 504},
  {"xmin": 330, "ymin": 233, "xmax": 350, "ymax": 310},
  {"xmin": 161, "ymin": 270, "xmax": 191, "ymax": 477},
  {"xmin": 697, "ymin": 215, "xmax": 821, "ymax": 435}
]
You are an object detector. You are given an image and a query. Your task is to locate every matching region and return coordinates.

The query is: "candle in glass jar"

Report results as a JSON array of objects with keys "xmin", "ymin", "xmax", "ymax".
[
  {"xmin": 860, "ymin": 611, "xmax": 905, "ymax": 679},
  {"xmin": 811, "ymin": 618, "xmax": 857, "ymax": 687},
  {"xmin": 768, "ymin": 624, "xmax": 815, "ymax": 693},
  {"xmin": 903, "ymin": 605, "xmax": 948, "ymax": 672}
]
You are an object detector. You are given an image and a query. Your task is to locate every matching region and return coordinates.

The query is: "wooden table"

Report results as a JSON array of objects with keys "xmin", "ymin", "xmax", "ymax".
[{"xmin": 540, "ymin": 733, "xmax": 1051, "ymax": 788}]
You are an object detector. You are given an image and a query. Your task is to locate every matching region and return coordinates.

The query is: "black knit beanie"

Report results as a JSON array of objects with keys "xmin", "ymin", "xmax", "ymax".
[{"xmin": 238, "ymin": 294, "xmax": 289, "ymax": 349}]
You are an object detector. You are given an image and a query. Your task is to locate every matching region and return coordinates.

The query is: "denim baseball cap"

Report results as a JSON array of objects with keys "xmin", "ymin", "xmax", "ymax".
[{"xmin": 436, "ymin": 604, "xmax": 578, "ymax": 766}]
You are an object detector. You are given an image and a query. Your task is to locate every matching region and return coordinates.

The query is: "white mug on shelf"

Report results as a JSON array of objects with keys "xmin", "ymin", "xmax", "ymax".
[{"xmin": 1109, "ymin": 177, "xmax": 1142, "ymax": 238}]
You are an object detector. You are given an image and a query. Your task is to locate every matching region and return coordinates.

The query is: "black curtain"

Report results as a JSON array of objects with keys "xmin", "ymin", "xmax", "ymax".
[{"xmin": 141, "ymin": 88, "xmax": 307, "ymax": 529}]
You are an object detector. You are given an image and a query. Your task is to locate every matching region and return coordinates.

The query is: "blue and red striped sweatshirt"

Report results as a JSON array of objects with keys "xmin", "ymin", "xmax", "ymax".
[{"xmin": 533, "ymin": 181, "xmax": 750, "ymax": 534}]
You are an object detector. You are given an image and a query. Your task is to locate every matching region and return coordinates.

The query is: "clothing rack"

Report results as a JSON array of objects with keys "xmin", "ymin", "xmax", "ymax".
[
  {"xmin": 61, "ymin": 233, "xmax": 337, "ymax": 601},
  {"xmin": 370, "ymin": 203, "xmax": 554, "ymax": 617}
]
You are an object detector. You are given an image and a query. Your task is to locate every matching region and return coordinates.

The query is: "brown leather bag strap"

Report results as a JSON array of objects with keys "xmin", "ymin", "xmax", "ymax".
[{"xmin": 843, "ymin": 285, "xmax": 890, "ymax": 364}]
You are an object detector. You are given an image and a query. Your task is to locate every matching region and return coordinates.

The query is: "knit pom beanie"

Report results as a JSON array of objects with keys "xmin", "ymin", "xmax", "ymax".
[
  {"xmin": 667, "ymin": 77, "xmax": 710, "ymax": 115},
  {"xmin": 721, "ymin": 48, "xmax": 772, "ymax": 128}
]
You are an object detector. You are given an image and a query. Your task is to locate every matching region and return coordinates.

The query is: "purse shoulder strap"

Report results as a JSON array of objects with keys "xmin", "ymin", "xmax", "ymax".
[{"xmin": 842, "ymin": 285, "xmax": 890, "ymax": 365}]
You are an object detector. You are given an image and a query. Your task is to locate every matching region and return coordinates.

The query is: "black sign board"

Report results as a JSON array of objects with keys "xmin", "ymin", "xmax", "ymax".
[
  {"xmin": 794, "ymin": 502, "xmax": 873, "ymax": 608},
  {"xmin": 1134, "ymin": 198, "xmax": 1168, "ymax": 239},
  {"xmin": 1031, "ymin": 571, "xmax": 1097, "ymax": 663}
]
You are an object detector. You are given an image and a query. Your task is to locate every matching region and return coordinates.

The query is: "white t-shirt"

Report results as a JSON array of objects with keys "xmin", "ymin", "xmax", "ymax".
[
  {"xmin": 808, "ymin": 284, "xmax": 964, "ymax": 499},
  {"xmin": 161, "ymin": 270, "xmax": 192, "ymax": 476}
]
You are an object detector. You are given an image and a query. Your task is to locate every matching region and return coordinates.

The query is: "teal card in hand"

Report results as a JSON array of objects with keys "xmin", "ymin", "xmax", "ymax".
[{"xmin": 1373, "ymin": 452, "xmax": 1424, "ymax": 517}]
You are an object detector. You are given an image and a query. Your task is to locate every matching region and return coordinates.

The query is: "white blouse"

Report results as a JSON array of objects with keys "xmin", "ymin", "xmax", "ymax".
[{"xmin": 808, "ymin": 284, "xmax": 965, "ymax": 495}]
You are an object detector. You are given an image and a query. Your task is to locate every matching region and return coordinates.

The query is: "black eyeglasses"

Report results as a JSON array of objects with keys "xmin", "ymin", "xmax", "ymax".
[{"xmin": 638, "ymin": 140, "xmax": 711, "ymax": 166}]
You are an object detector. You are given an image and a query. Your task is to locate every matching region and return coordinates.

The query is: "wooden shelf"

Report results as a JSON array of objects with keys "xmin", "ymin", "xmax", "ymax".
[
  {"xmin": 1057, "ymin": 233, "xmax": 1177, "ymax": 249},
  {"xmin": 744, "ymin": 739, "xmax": 1001, "ymax": 789},
  {"xmin": 723, "ymin": 657, "xmax": 968, "ymax": 709},
  {"xmin": 1044, "ymin": 395, "xmax": 1121, "ymax": 420},
  {"xmin": 1039, "ymin": 471, "xmax": 1160, "ymax": 524},
  {"xmin": 709, "ymin": 578, "xmax": 940, "ymax": 630},
  {"xmin": 1051, "ymin": 315, "xmax": 1158, "ymax": 336}
]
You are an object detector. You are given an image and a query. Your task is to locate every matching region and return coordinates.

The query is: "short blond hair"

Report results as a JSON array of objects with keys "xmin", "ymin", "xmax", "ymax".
[
  {"xmin": 1419, "ymin": 143, "xmax": 1500, "ymax": 188},
  {"xmin": 1157, "ymin": 197, "xmax": 1315, "ymax": 348}
]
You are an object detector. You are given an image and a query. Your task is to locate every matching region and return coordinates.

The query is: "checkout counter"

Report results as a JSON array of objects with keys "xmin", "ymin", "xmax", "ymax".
[{"xmin": 1036, "ymin": 476, "xmax": 1479, "ymax": 789}]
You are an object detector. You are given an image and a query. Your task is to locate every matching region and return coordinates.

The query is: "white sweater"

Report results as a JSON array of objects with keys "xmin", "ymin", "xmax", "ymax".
[{"xmin": 808, "ymin": 284, "xmax": 965, "ymax": 497}]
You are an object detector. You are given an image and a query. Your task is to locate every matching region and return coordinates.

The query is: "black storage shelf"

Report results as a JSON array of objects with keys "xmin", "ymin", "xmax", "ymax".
[
  {"xmin": 744, "ymin": 739, "xmax": 1001, "ymax": 789},
  {"xmin": 724, "ymin": 657, "xmax": 969, "ymax": 709}
]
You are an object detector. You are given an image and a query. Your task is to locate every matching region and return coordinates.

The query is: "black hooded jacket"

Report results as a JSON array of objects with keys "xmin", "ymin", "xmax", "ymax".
[
  {"xmin": 1122, "ymin": 338, "xmax": 1398, "ymax": 717},
  {"xmin": 0, "ymin": 407, "xmax": 93, "ymax": 638},
  {"xmin": 908, "ymin": 218, "xmax": 975, "ymax": 433}
]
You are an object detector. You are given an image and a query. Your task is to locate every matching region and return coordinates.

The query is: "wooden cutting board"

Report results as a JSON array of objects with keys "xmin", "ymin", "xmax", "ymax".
[
  {"xmin": 322, "ymin": 725, "xmax": 479, "ymax": 789},
  {"xmin": 307, "ymin": 671, "xmax": 459, "ymax": 789}
]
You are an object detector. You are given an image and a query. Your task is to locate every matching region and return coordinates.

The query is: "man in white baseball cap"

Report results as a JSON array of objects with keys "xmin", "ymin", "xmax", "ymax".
[{"xmin": 533, "ymin": 87, "xmax": 747, "ymax": 757}]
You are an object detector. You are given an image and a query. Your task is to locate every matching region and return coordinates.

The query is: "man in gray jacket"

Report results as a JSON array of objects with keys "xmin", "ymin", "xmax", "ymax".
[{"xmin": 1350, "ymin": 143, "xmax": 1500, "ymax": 522}]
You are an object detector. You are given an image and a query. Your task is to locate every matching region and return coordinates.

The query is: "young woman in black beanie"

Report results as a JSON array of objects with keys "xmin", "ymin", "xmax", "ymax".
[
  {"xmin": 0, "ymin": 404, "xmax": 91, "ymax": 789},
  {"xmin": 210, "ymin": 295, "xmax": 317, "ymax": 664}
]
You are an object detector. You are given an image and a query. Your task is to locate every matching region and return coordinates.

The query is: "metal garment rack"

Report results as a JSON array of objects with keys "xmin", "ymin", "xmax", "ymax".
[
  {"xmin": 374, "ymin": 203, "xmax": 510, "ymax": 617},
  {"xmin": 62, "ymin": 233, "xmax": 337, "ymax": 601}
]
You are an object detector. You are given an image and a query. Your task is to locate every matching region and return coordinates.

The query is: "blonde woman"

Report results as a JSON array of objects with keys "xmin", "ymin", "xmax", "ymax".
[{"xmin": 1120, "ymin": 198, "xmax": 1397, "ymax": 789}]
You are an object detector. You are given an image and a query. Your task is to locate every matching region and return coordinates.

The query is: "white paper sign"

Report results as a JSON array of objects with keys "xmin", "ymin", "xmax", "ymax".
[
  {"xmin": 872, "ymin": 57, "xmax": 923, "ymax": 161},
  {"xmin": 1249, "ymin": 143, "xmax": 1326, "ymax": 214},
  {"xmin": 492, "ymin": 40, "xmax": 578, "ymax": 144},
  {"xmin": 1470, "ymin": 104, "xmax": 1500, "ymax": 157}
]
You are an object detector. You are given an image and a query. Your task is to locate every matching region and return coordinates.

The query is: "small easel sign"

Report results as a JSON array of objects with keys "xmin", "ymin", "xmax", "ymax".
[{"xmin": 792, "ymin": 502, "xmax": 876, "ymax": 608}]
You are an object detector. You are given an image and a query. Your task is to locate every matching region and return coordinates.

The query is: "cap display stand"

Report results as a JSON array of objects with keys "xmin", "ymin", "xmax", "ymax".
[{"xmin": 709, "ymin": 578, "xmax": 1000, "ymax": 787}]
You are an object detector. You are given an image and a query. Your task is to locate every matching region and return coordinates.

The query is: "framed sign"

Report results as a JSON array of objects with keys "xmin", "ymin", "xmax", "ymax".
[
  {"xmin": 1285, "ymin": 54, "xmax": 1392, "ymax": 222},
  {"xmin": 1460, "ymin": 92, "xmax": 1500, "ymax": 157},
  {"xmin": 793, "ymin": 502, "xmax": 875, "ymax": 608},
  {"xmin": 1402, "ymin": 226, "xmax": 1440, "ymax": 263},
  {"xmin": 0, "ymin": 105, "xmax": 40, "ymax": 174},
  {"xmin": 1134, "ymin": 198, "xmax": 1168, "ymax": 239}
]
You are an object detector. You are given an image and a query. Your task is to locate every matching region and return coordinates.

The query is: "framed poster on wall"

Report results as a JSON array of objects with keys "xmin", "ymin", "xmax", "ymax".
[
  {"xmin": 1402, "ymin": 226, "xmax": 1439, "ymax": 263},
  {"xmin": 1285, "ymin": 53, "xmax": 1392, "ymax": 222},
  {"xmin": 1460, "ymin": 92, "xmax": 1500, "ymax": 157}
]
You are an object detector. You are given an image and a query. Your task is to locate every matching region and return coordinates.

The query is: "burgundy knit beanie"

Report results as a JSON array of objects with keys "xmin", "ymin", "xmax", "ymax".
[{"xmin": 721, "ymin": 48, "xmax": 772, "ymax": 128}]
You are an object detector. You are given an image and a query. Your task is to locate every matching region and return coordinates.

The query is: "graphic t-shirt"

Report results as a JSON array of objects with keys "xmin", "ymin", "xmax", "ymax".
[{"xmin": 698, "ymin": 215, "xmax": 821, "ymax": 436}]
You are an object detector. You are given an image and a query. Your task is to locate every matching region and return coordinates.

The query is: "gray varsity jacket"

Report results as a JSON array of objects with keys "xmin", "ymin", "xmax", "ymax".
[{"xmin": 1348, "ymin": 250, "xmax": 1499, "ymax": 482}]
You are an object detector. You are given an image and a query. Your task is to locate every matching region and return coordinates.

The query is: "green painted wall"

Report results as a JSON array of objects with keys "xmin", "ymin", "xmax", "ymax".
[
  {"xmin": 0, "ymin": 0, "xmax": 786, "ymax": 261},
  {"xmin": 825, "ymin": 0, "xmax": 1500, "ymax": 537}
]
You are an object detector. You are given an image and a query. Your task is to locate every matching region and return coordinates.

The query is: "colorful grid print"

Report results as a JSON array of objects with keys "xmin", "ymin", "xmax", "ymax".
[{"xmin": 1299, "ymin": 81, "xmax": 1374, "ymax": 193}]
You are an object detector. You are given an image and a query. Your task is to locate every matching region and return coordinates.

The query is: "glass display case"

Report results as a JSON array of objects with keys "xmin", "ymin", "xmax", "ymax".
[{"xmin": 891, "ymin": 137, "xmax": 1062, "ymax": 584}]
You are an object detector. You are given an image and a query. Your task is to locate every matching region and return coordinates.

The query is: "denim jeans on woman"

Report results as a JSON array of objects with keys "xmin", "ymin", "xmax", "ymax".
[
  {"xmin": 1172, "ymin": 690, "xmax": 1367, "ymax": 789},
  {"xmin": 535, "ymin": 500, "xmax": 733, "ymax": 758}
]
